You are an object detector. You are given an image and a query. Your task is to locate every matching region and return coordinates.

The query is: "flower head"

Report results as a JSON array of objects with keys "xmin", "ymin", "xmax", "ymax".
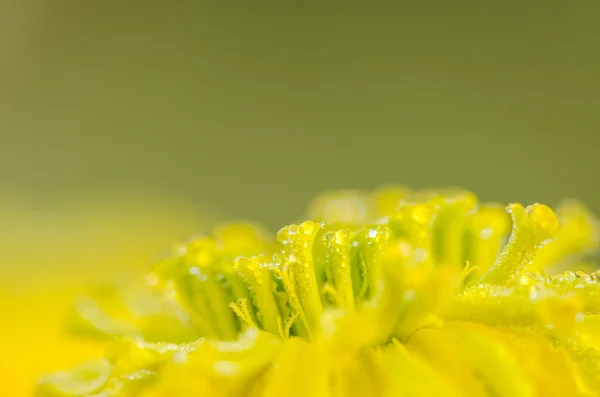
[{"xmin": 38, "ymin": 187, "xmax": 600, "ymax": 396}]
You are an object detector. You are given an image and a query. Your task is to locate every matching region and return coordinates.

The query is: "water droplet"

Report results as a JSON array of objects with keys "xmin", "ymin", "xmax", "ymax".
[
  {"xmin": 528, "ymin": 286, "xmax": 538, "ymax": 300},
  {"xmin": 563, "ymin": 271, "xmax": 576, "ymax": 282},
  {"xmin": 480, "ymin": 228, "xmax": 493, "ymax": 239},
  {"xmin": 519, "ymin": 274, "xmax": 533, "ymax": 286},
  {"xmin": 335, "ymin": 230, "xmax": 349, "ymax": 245},
  {"xmin": 214, "ymin": 361, "xmax": 239, "ymax": 377},
  {"xmin": 322, "ymin": 231, "xmax": 335, "ymax": 242},
  {"xmin": 300, "ymin": 221, "xmax": 319, "ymax": 236}
]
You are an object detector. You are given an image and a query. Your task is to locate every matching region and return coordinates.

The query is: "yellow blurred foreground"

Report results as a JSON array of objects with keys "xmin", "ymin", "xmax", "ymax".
[{"xmin": 0, "ymin": 194, "xmax": 214, "ymax": 396}]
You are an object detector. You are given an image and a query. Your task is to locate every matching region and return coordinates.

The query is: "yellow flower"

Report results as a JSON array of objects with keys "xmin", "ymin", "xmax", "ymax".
[{"xmin": 37, "ymin": 187, "xmax": 600, "ymax": 396}]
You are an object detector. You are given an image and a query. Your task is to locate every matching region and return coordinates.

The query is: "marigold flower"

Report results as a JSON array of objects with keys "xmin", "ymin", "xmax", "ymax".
[{"xmin": 37, "ymin": 187, "xmax": 600, "ymax": 396}]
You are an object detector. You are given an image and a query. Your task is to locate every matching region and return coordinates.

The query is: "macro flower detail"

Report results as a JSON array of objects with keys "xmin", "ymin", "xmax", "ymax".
[{"xmin": 38, "ymin": 187, "xmax": 600, "ymax": 396}]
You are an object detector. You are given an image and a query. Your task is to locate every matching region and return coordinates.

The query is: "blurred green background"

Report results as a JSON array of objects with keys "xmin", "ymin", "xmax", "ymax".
[{"xmin": 2, "ymin": 1, "xmax": 599, "ymax": 230}]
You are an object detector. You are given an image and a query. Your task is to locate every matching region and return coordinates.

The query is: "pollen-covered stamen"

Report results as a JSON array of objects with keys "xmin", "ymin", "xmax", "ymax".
[
  {"xmin": 455, "ymin": 261, "xmax": 480, "ymax": 291},
  {"xmin": 389, "ymin": 203, "xmax": 437, "ymax": 255},
  {"xmin": 530, "ymin": 201, "xmax": 600, "ymax": 273},
  {"xmin": 277, "ymin": 310, "xmax": 300, "ymax": 339},
  {"xmin": 481, "ymin": 203, "xmax": 559, "ymax": 286},
  {"xmin": 431, "ymin": 191, "xmax": 478, "ymax": 266},
  {"xmin": 177, "ymin": 235, "xmax": 239, "ymax": 339},
  {"xmin": 229, "ymin": 298, "xmax": 256, "ymax": 328},
  {"xmin": 448, "ymin": 270, "xmax": 600, "ymax": 329},
  {"xmin": 234, "ymin": 256, "xmax": 280, "ymax": 335},
  {"xmin": 463, "ymin": 205, "xmax": 511, "ymax": 281},
  {"xmin": 322, "ymin": 230, "xmax": 356, "ymax": 311},
  {"xmin": 547, "ymin": 270, "xmax": 600, "ymax": 313},
  {"xmin": 189, "ymin": 264, "xmax": 239, "ymax": 340},
  {"xmin": 355, "ymin": 225, "xmax": 392, "ymax": 300},
  {"xmin": 274, "ymin": 221, "xmax": 324, "ymax": 340},
  {"xmin": 148, "ymin": 224, "xmax": 276, "ymax": 340},
  {"xmin": 392, "ymin": 263, "xmax": 457, "ymax": 342}
]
